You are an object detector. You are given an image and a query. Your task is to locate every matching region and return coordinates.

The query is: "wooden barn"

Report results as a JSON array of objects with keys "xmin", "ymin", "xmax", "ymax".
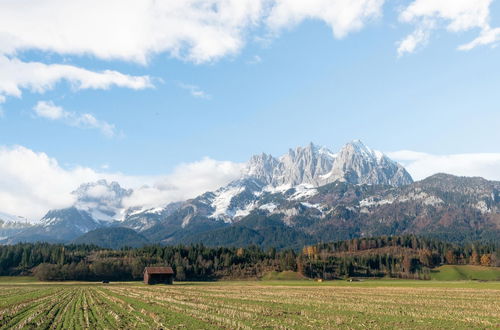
[{"xmin": 143, "ymin": 267, "xmax": 174, "ymax": 285}]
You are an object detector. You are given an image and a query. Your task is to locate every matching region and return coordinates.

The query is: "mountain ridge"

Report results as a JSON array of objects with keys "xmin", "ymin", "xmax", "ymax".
[{"xmin": 5, "ymin": 141, "xmax": 498, "ymax": 247}]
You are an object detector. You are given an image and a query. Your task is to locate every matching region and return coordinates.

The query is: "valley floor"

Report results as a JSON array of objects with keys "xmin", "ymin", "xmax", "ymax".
[{"xmin": 0, "ymin": 278, "xmax": 499, "ymax": 329}]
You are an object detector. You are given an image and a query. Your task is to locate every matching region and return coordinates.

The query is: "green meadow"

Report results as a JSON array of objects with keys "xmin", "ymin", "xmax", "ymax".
[{"xmin": 430, "ymin": 265, "xmax": 500, "ymax": 281}]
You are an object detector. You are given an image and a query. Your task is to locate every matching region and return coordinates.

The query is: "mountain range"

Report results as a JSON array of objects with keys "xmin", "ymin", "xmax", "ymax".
[{"xmin": 2, "ymin": 140, "xmax": 499, "ymax": 248}]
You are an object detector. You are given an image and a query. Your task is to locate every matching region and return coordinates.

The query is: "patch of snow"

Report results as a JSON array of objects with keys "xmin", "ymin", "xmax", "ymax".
[
  {"xmin": 359, "ymin": 197, "xmax": 395, "ymax": 207},
  {"xmin": 289, "ymin": 184, "xmax": 318, "ymax": 200},
  {"xmin": 263, "ymin": 184, "xmax": 292, "ymax": 194},
  {"xmin": 422, "ymin": 196, "xmax": 443, "ymax": 206},
  {"xmin": 146, "ymin": 207, "xmax": 164, "ymax": 214},
  {"xmin": 475, "ymin": 201, "xmax": 490, "ymax": 214},
  {"xmin": 0, "ymin": 212, "xmax": 29, "ymax": 224},
  {"xmin": 317, "ymin": 146, "xmax": 337, "ymax": 159},
  {"xmin": 259, "ymin": 203, "xmax": 277, "ymax": 212},
  {"xmin": 373, "ymin": 150, "xmax": 384, "ymax": 162},
  {"xmin": 234, "ymin": 202, "xmax": 256, "ymax": 218},
  {"xmin": 360, "ymin": 192, "xmax": 443, "ymax": 208},
  {"xmin": 181, "ymin": 204, "xmax": 197, "ymax": 228},
  {"xmin": 42, "ymin": 217, "xmax": 59, "ymax": 227},
  {"xmin": 283, "ymin": 208, "xmax": 299, "ymax": 217},
  {"xmin": 319, "ymin": 171, "xmax": 333, "ymax": 179},
  {"xmin": 209, "ymin": 186, "xmax": 244, "ymax": 220},
  {"xmin": 301, "ymin": 202, "xmax": 324, "ymax": 215},
  {"xmin": 86, "ymin": 208, "xmax": 116, "ymax": 222}
]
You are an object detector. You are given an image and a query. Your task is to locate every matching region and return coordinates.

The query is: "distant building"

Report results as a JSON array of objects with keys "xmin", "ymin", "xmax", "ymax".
[{"xmin": 143, "ymin": 267, "xmax": 174, "ymax": 285}]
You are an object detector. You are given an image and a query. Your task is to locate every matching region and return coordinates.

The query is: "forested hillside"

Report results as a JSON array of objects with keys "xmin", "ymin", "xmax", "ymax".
[{"xmin": 0, "ymin": 236, "xmax": 498, "ymax": 281}]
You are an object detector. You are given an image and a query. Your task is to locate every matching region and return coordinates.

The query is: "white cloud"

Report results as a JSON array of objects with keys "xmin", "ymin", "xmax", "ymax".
[
  {"xmin": 33, "ymin": 100, "xmax": 65, "ymax": 120},
  {"xmin": 123, "ymin": 157, "xmax": 244, "ymax": 210},
  {"xmin": 397, "ymin": 20, "xmax": 433, "ymax": 56},
  {"xmin": 0, "ymin": 0, "xmax": 388, "ymax": 67},
  {"xmin": 388, "ymin": 150, "xmax": 500, "ymax": 181},
  {"xmin": 0, "ymin": 145, "xmax": 243, "ymax": 221},
  {"xmin": 267, "ymin": 0, "xmax": 385, "ymax": 38},
  {"xmin": 0, "ymin": 0, "xmax": 496, "ymax": 89},
  {"xmin": 458, "ymin": 26, "xmax": 500, "ymax": 50},
  {"xmin": 178, "ymin": 83, "xmax": 212, "ymax": 99},
  {"xmin": 0, "ymin": 0, "xmax": 264, "ymax": 64},
  {"xmin": 0, "ymin": 55, "xmax": 152, "ymax": 102},
  {"xmin": 33, "ymin": 101, "xmax": 117, "ymax": 137},
  {"xmin": 398, "ymin": 0, "xmax": 498, "ymax": 55}
]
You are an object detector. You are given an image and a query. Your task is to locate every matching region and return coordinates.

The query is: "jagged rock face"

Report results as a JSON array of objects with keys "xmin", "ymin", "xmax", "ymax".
[
  {"xmin": 275, "ymin": 143, "xmax": 336, "ymax": 187},
  {"xmin": 325, "ymin": 141, "xmax": 413, "ymax": 186},
  {"xmin": 243, "ymin": 140, "xmax": 413, "ymax": 188},
  {"xmin": 130, "ymin": 141, "xmax": 413, "ymax": 227},
  {"xmin": 245, "ymin": 153, "xmax": 281, "ymax": 185},
  {"xmin": 1, "ymin": 140, "xmax": 416, "ymax": 244}
]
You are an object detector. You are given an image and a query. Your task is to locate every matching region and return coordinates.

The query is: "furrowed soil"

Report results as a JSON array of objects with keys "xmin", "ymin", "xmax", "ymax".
[{"xmin": 0, "ymin": 279, "xmax": 499, "ymax": 329}]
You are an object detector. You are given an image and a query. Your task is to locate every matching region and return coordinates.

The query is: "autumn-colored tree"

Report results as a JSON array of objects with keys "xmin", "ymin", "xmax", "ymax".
[
  {"xmin": 470, "ymin": 250, "xmax": 480, "ymax": 265},
  {"xmin": 480, "ymin": 254, "xmax": 491, "ymax": 267},
  {"xmin": 296, "ymin": 258, "xmax": 304, "ymax": 275},
  {"xmin": 402, "ymin": 254, "xmax": 412, "ymax": 274},
  {"xmin": 304, "ymin": 246, "xmax": 317, "ymax": 258},
  {"xmin": 445, "ymin": 250, "xmax": 456, "ymax": 264},
  {"xmin": 418, "ymin": 249, "xmax": 432, "ymax": 267}
]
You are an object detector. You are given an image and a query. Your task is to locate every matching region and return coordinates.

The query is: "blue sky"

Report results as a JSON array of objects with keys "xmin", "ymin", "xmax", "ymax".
[{"xmin": 2, "ymin": 0, "xmax": 500, "ymax": 219}]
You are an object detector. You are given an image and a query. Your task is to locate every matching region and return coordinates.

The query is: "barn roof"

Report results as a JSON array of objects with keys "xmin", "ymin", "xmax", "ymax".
[{"xmin": 144, "ymin": 266, "xmax": 174, "ymax": 275}]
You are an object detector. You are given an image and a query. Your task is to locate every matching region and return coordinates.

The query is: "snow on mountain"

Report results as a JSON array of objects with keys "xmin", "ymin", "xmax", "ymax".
[
  {"xmin": 242, "ymin": 140, "xmax": 412, "ymax": 188},
  {"xmin": 72, "ymin": 179, "xmax": 132, "ymax": 222},
  {"xmin": 2, "ymin": 140, "xmax": 415, "ymax": 243},
  {"xmin": 324, "ymin": 140, "xmax": 413, "ymax": 186},
  {"xmin": 243, "ymin": 142, "xmax": 336, "ymax": 187},
  {"xmin": 0, "ymin": 212, "xmax": 31, "ymax": 241},
  {"xmin": 188, "ymin": 140, "xmax": 413, "ymax": 222},
  {"xmin": 0, "ymin": 211, "xmax": 29, "ymax": 224}
]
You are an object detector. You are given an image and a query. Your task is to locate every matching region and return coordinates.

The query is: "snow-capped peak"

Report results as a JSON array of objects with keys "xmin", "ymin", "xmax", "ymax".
[{"xmin": 241, "ymin": 140, "xmax": 411, "ymax": 188}]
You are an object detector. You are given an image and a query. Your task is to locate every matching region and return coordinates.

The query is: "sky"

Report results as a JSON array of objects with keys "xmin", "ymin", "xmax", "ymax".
[{"xmin": 2, "ymin": 0, "xmax": 500, "ymax": 220}]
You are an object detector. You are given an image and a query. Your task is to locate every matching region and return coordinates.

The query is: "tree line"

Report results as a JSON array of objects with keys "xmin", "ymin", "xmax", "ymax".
[{"xmin": 0, "ymin": 235, "xmax": 497, "ymax": 281}]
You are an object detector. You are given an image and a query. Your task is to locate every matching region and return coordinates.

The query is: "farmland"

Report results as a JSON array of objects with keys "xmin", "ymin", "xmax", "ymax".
[{"xmin": 1, "ymin": 279, "xmax": 499, "ymax": 329}]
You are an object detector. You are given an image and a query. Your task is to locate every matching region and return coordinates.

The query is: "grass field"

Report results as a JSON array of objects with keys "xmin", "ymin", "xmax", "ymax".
[
  {"xmin": 430, "ymin": 265, "xmax": 500, "ymax": 281},
  {"xmin": 0, "ymin": 278, "xmax": 499, "ymax": 329},
  {"xmin": 261, "ymin": 270, "xmax": 307, "ymax": 281}
]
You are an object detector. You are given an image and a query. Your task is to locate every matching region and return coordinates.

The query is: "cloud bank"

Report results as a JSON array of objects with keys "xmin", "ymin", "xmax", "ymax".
[
  {"xmin": 0, "ymin": 0, "xmax": 498, "ymax": 102},
  {"xmin": 388, "ymin": 150, "xmax": 500, "ymax": 181},
  {"xmin": 0, "ymin": 145, "xmax": 243, "ymax": 221},
  {"xmin": 3, "ymin": 144, "xmax": 500, "ymax": 221}
]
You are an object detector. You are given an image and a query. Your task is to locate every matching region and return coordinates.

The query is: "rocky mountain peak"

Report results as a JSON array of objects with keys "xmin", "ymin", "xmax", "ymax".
[
  {"xmin": 321, "ymin": 140, "xmax": 413, "ymax": 186},
  {"xmin": 243, "ymin": 140, "xmax": 412, "ymax": 188},
  {"xmin": 244, "ymin": 153, "xmax": 280, "ymax": 185}
]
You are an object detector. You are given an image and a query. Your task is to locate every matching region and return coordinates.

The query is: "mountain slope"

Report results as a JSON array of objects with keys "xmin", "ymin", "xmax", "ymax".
[
  {"xmin": 0, "ymin": 212, "xmax": 32, "ymax": 240},
  {"xmin": 12, "ymin": 141, "xmax": 498, "ymax": 248},
  {"xmin": 154, "ymin": 174, "xmax": 500, "ymax": 247},
  {"xmin": 72, "ymin": 227, "xmax": 149, "ymax": 249},
  {"xmin": 4, "ymin": 207, "xmax": 103, "ymax": 243}
]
